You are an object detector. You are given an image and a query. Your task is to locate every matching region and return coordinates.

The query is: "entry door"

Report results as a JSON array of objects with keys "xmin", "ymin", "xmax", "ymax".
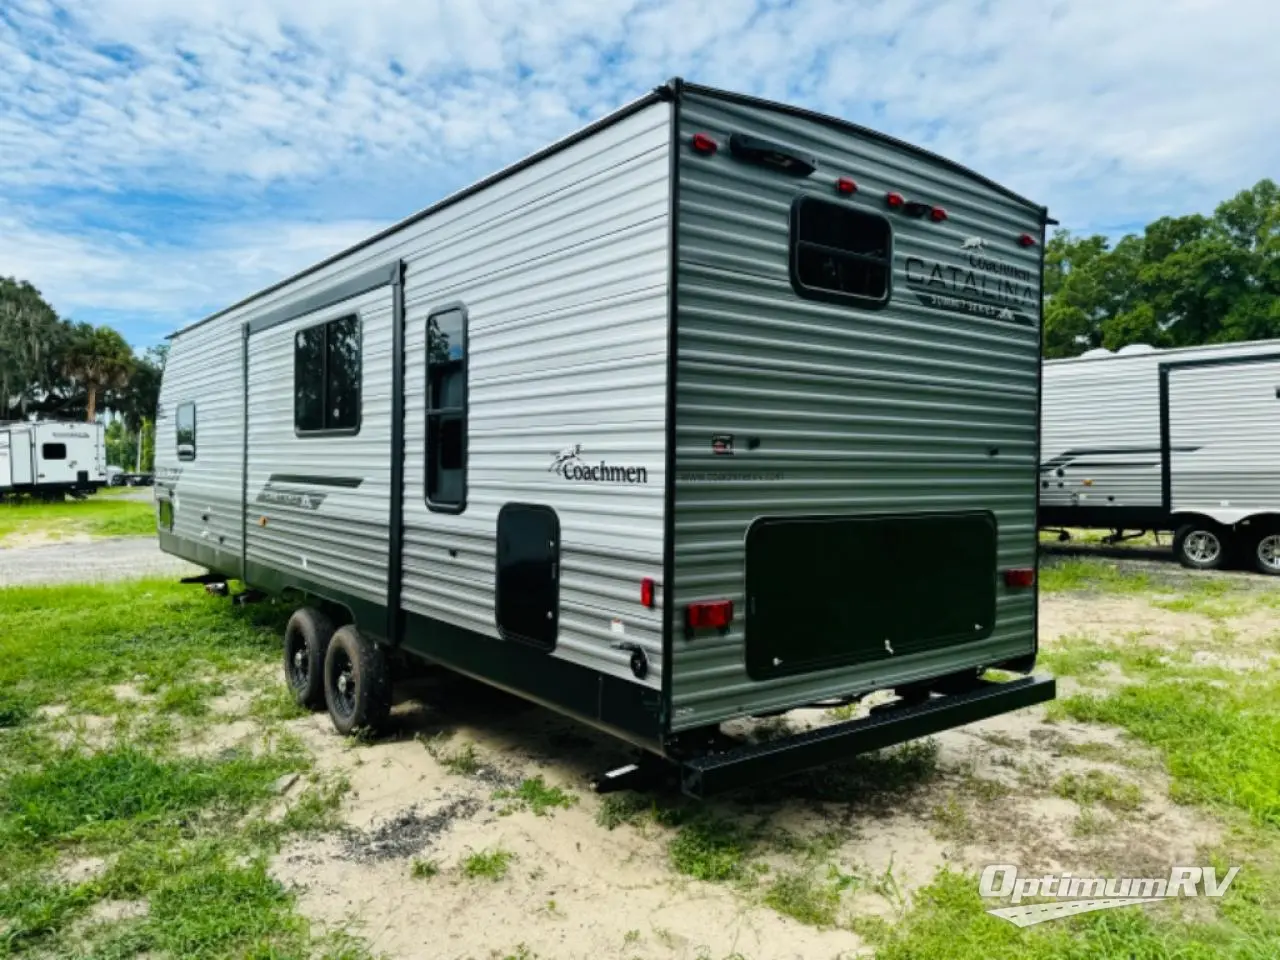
[
  {"xmin": 10, "ymin": 430, "xmax": 33, "ymax": 485},
  {"xmin": 34, "ymin": 425, "xmax": 82, "ymax": 485},
  {"xmin": 243, "ymin": 281, "xmax": 395, "ymax": 608}
]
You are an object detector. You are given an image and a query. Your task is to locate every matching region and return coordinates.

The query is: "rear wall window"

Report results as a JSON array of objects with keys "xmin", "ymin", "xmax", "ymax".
[
  {"xmin": 790, "ymin": 197, "xmax": 892, "ymax": 307},
  {"xmin": 42, "ymin": 443, "xmax": 67, "ymax": 460}
]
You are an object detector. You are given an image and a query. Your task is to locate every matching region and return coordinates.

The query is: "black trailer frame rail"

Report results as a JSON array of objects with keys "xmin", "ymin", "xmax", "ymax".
[{"xmin": 679, "ymin": 675, "xmax": 1055, "ymax": 797}]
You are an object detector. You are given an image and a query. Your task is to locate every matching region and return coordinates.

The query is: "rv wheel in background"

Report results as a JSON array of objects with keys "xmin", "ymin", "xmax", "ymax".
[
  {"xmin": 1173, "ymin": 523, "xmax": 1228, "ymax": 571},
  {"xmin": 1249, "ymin": 528, "xmax": 1280, "ymax": 576},
  {"xmin": 323, "ymin": 625, "xmax": 392, "ymax": 736},
  {"xmin": 283, "ymin": 606, "xmax": 334, "ymax": 709}
]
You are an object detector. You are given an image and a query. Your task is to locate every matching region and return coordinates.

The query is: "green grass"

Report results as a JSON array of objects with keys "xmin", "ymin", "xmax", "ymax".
[
  {"xmin": 596, "ymin": 791, "xmax": 651, "ymax": 830},
  {"xmin": 410, "ymin": 858, "xmax": 439, "ymax": 880},
  {"xmin": 421, "ymin": 736, "xmax": 481, "ymax": 775},
  {"xmin": 862, "ymin": 864, "xmax": 1280, "ymax": 960},
  {"xmin": 668, "ymin": 815, "xmax": 752, "ymax": 883},
  {"xmin": 0, "ymin": 495, "xmax": 154, "ymax": 543},
  {"xmin": 0, "ymin": 579, "xmax": 286, "ymax": 725},
  {"xmin": 1058, "ymin": 676, "xmax": 1280, "ymax": 829},
  {"xmin": 0, "ymin": 578, "xmax": 378, "ymax": 958},
  {"xmin": 1039, "ymin": 557, "xmax": 1153, "ymax": 594},
  {"xmin": 0, "ymin": 743, "xmax": 304, "ymax": 850},
  {"xmin": 494, "ymin": 776, "xmax": 577, "ymax": 817},
  {"xmin": 460, "ymin": 848, "xmax": 514, "ymax": 881},
  {"xmin": 1054, "ymin": 770, "xmax": 1144, "ymax": 812},
  {"xmin": 763, "ymin": 869, "xmax": 843, "ymax": 927}
]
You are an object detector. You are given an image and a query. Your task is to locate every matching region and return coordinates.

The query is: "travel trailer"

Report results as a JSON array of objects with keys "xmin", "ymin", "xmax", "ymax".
[
  {"xmin": 155, "ymin": 79, "xmax": 1054, "ymax": 795},
  {"xmin": 1041, "ymin": 340, "xmax": 1280, "ymax": 573},
  {"xmin": 0, "ymin": 420, "xmax": 106, "ymax": 498}
]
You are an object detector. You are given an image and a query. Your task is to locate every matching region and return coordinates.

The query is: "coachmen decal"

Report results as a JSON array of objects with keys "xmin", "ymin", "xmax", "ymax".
[
  {"xmin": 905, "ymin": 236, "xmax": 1037, "ymax": 327},
  {"xmin": 550, "ymin": 444, "xmax": 649, "ymax": 484}
]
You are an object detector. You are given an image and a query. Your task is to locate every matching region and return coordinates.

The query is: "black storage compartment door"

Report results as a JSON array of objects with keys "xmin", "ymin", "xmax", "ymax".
[
  {"xmin": 495, "ymin": 503, "xmax": 560, "ymax": 651},
  {"xmin": 745, "ymin": 512, "xmax": 997, "ymax": 681}
]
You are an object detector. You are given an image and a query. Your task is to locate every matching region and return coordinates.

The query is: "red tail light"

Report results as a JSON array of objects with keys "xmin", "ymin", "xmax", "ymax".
[
  {"xmin": 686, "ymin": 600, "xmax": 733, "ymax": 630},
  {"xmin": 1004, "ymin": 568, "xmax": 1036, "ymax": 588},
  {"xmin": 640, "ymin": 577, "xmax": 655, "ymax": 609},
  {"xmin": 886, "ymin": 191, "xmax": 905, "ymax": 209},
  {"xmin": 691, "ymin": 133, "xmax": 718, "ymax": 155},
  {"xmin": 929, "ymin": 206, "xmax": 948, "ymax": 222},
  {"xmin": 1017, "ymin": 233, "xmax": 1037, "ymax": 247},
  {"xmin": 835, "ymin": 177, "xmax": 857, "ymax": 195}
]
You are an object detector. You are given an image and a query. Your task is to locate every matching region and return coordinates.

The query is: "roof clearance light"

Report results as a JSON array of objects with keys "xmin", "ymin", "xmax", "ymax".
[
  {"xmin": 640, "ymin": 577, "xmax": 655, "ymax": 609},
  {"xmin": 886, "ymin": 191, "xmax": 905, "ymax": 209},
  {"xmin": 1004, "ymin": 568, "xmax": 1036, "ymax": 588},
  {"xmin": 1018, "ymin": 233, "xmax": 1037, "ymax": 247},
  {"xmin": 835, "ymin": 177, "xmax": 857, "ymax": 195},
  {"xmin": 691, "ymin": 133, "xmax": 718, "ymax": 155},
  {"xmin": 686, "ymin": 599, "xmax": 733, "ymax": 631},
  {"xmin": 929, "ymin": 206, "xmax": 948, "ymax": 222}
]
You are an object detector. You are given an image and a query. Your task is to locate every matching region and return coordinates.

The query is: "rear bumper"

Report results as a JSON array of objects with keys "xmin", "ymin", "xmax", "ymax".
[{"xmin": 679, "ymin": 674, "xmax": 1055, "ymax": 797}]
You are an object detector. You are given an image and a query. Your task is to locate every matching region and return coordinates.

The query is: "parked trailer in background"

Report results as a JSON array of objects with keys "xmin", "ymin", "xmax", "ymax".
[
  {"xmin": 155, "ymin": 79, "xmax": 1054, "ymax": 795},
  {"xmin": 1041, "ymin": 339, "xmax": 1280, "ymax": 574},
  {"xmin": 0, "ymin": 421, "xmax": 106, "ymax": 499}
]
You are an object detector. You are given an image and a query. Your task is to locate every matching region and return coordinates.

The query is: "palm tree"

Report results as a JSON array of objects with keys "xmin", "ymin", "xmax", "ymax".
[{"xmin": 62, "ymin": 323, "xmax": 135, "ymax": 422}]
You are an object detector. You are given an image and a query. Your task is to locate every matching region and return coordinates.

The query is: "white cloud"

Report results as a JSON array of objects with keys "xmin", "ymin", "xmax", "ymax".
[{"xmin": 1, "ymin": 0, "xmax": 1277, "ymax": 340}]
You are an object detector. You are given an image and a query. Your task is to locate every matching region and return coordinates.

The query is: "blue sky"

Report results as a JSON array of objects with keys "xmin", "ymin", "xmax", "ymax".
[{"xmin": 2, "ymin": 0, "xmax": 1277, "ymax": 348}]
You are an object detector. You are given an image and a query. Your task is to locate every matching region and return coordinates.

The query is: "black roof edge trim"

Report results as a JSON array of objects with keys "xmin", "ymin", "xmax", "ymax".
[
  {"xmin": 169, "ymin": 87, "xmax": 669, "ymax": 340},
  {"xmin": 680, "ymin": 82, "xmax": 1048, "ymax": 218}
]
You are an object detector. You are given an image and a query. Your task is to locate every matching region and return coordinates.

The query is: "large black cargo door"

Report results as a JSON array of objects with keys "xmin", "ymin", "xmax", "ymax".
[{"xmin": 744, "ymin": 512, "xmax": 996, "ymax": 681}]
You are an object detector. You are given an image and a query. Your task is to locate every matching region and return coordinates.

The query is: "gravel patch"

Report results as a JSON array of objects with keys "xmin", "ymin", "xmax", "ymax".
[{"xmin": 0, "ymin": 536, "xmax": 202, "ymax": 587}]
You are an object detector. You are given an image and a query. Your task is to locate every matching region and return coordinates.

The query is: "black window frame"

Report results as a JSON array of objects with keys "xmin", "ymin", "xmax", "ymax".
[
  {"xmin": 789, "ymin": 195, "xmax": 894, "ymax": 309},
  {"xmin": 175, "ymin": 402, "xmax": 197, "ymax": 461},
  {"xmin": 425, "ymin": 302, "xmax": 469, "ymax": 514},
  {"xmin": 294, "ymin": 313, "xmax": 363, "ymax": 437},
  {"xmin": 42, "ymin": 442, "xmax": 67, "ymax": 461}
]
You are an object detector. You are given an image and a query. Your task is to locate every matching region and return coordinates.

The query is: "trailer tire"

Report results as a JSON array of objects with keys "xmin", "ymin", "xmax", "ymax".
[
  {"xmin": 1249, "ymin": 528, "xmax": 1280, "ymax": 576},
  {"xmin": 283, "ymin": 607, "xmax": 334, "ymax": 710},
  {"xmin": 323, "ymin": 625, "xmax": 392, "ymax": 736},
  {"xmin": 1173, "ymin": 523, "xmax": 1227, "ymax": 571}
]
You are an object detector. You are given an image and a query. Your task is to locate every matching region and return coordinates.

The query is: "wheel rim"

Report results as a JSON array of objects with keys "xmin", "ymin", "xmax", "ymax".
[
  {"xmin": 329, "ymin": 648, "xmax": 357, "ymax": 719},
  {"xmin": 1258, "ymin": 534, "xmax": 1280, "ymax": 572},
  {"xmin": 286, "ymin": 632, "xmax": 309, "ymax": 690},
  {"xmin": 1185, "ymin": 530, "xmax": 1221, "ymax": 564}
]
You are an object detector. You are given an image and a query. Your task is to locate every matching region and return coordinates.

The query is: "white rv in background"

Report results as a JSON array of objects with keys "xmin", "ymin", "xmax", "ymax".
[
  {"xmin": 1041, "ymin": 340, "xmax": 1280, "ymax": 573},
  {"xmin": 0, "ymin": 421, "xmax": 107, "ymax": 499}
]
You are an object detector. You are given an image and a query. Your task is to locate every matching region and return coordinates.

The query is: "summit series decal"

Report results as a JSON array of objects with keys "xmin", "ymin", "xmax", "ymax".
[{"xmin": 905, "ymin": 237, "xmax": 1037, "ymax": 327}]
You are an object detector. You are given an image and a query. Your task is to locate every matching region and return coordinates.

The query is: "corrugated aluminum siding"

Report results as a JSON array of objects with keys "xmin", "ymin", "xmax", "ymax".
[
  {"xmin": 669, "ymin": 91, "xmax": 1043, "ymax": 730},
  {"xmin": 1041, "ymin": 339, "xmax": 1280, "ymax": 519},
  {"xmin": 244, "ymin": 286, "xmax": 396, "ymax": 604},
  {"xmin": 1041, "ymin": 355, "xmax": 1164, "ymax": 510},
  {"xmin": 161, "ymin": 101, "xmax": 671, "ymax": 690},
  {"xmin": 400, "ymin": 103, "xmax": 671, "ymax": 687},
  {"xmin": 156, "ymin": 316, "xmax": 245, "ymax": 562},
  {"xmin": 1169, "ymin": 357, "xmax": 1280, "ymax": 511}
]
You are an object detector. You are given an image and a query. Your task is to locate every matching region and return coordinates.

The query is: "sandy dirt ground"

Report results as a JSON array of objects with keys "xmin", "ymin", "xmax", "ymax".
[{"xmin": 23, "ymin": 551, "xmax": 1271, "ymax": 959}]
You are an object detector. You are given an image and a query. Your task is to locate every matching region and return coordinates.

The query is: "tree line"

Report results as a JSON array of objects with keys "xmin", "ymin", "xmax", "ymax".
[
  {"xmin": 0, "ymin": 277, "xmax": 165, "ymax": 469},
  {"xmin": 1044, "ymin": 179, "xmax": 1280, "ymax": 358}
]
